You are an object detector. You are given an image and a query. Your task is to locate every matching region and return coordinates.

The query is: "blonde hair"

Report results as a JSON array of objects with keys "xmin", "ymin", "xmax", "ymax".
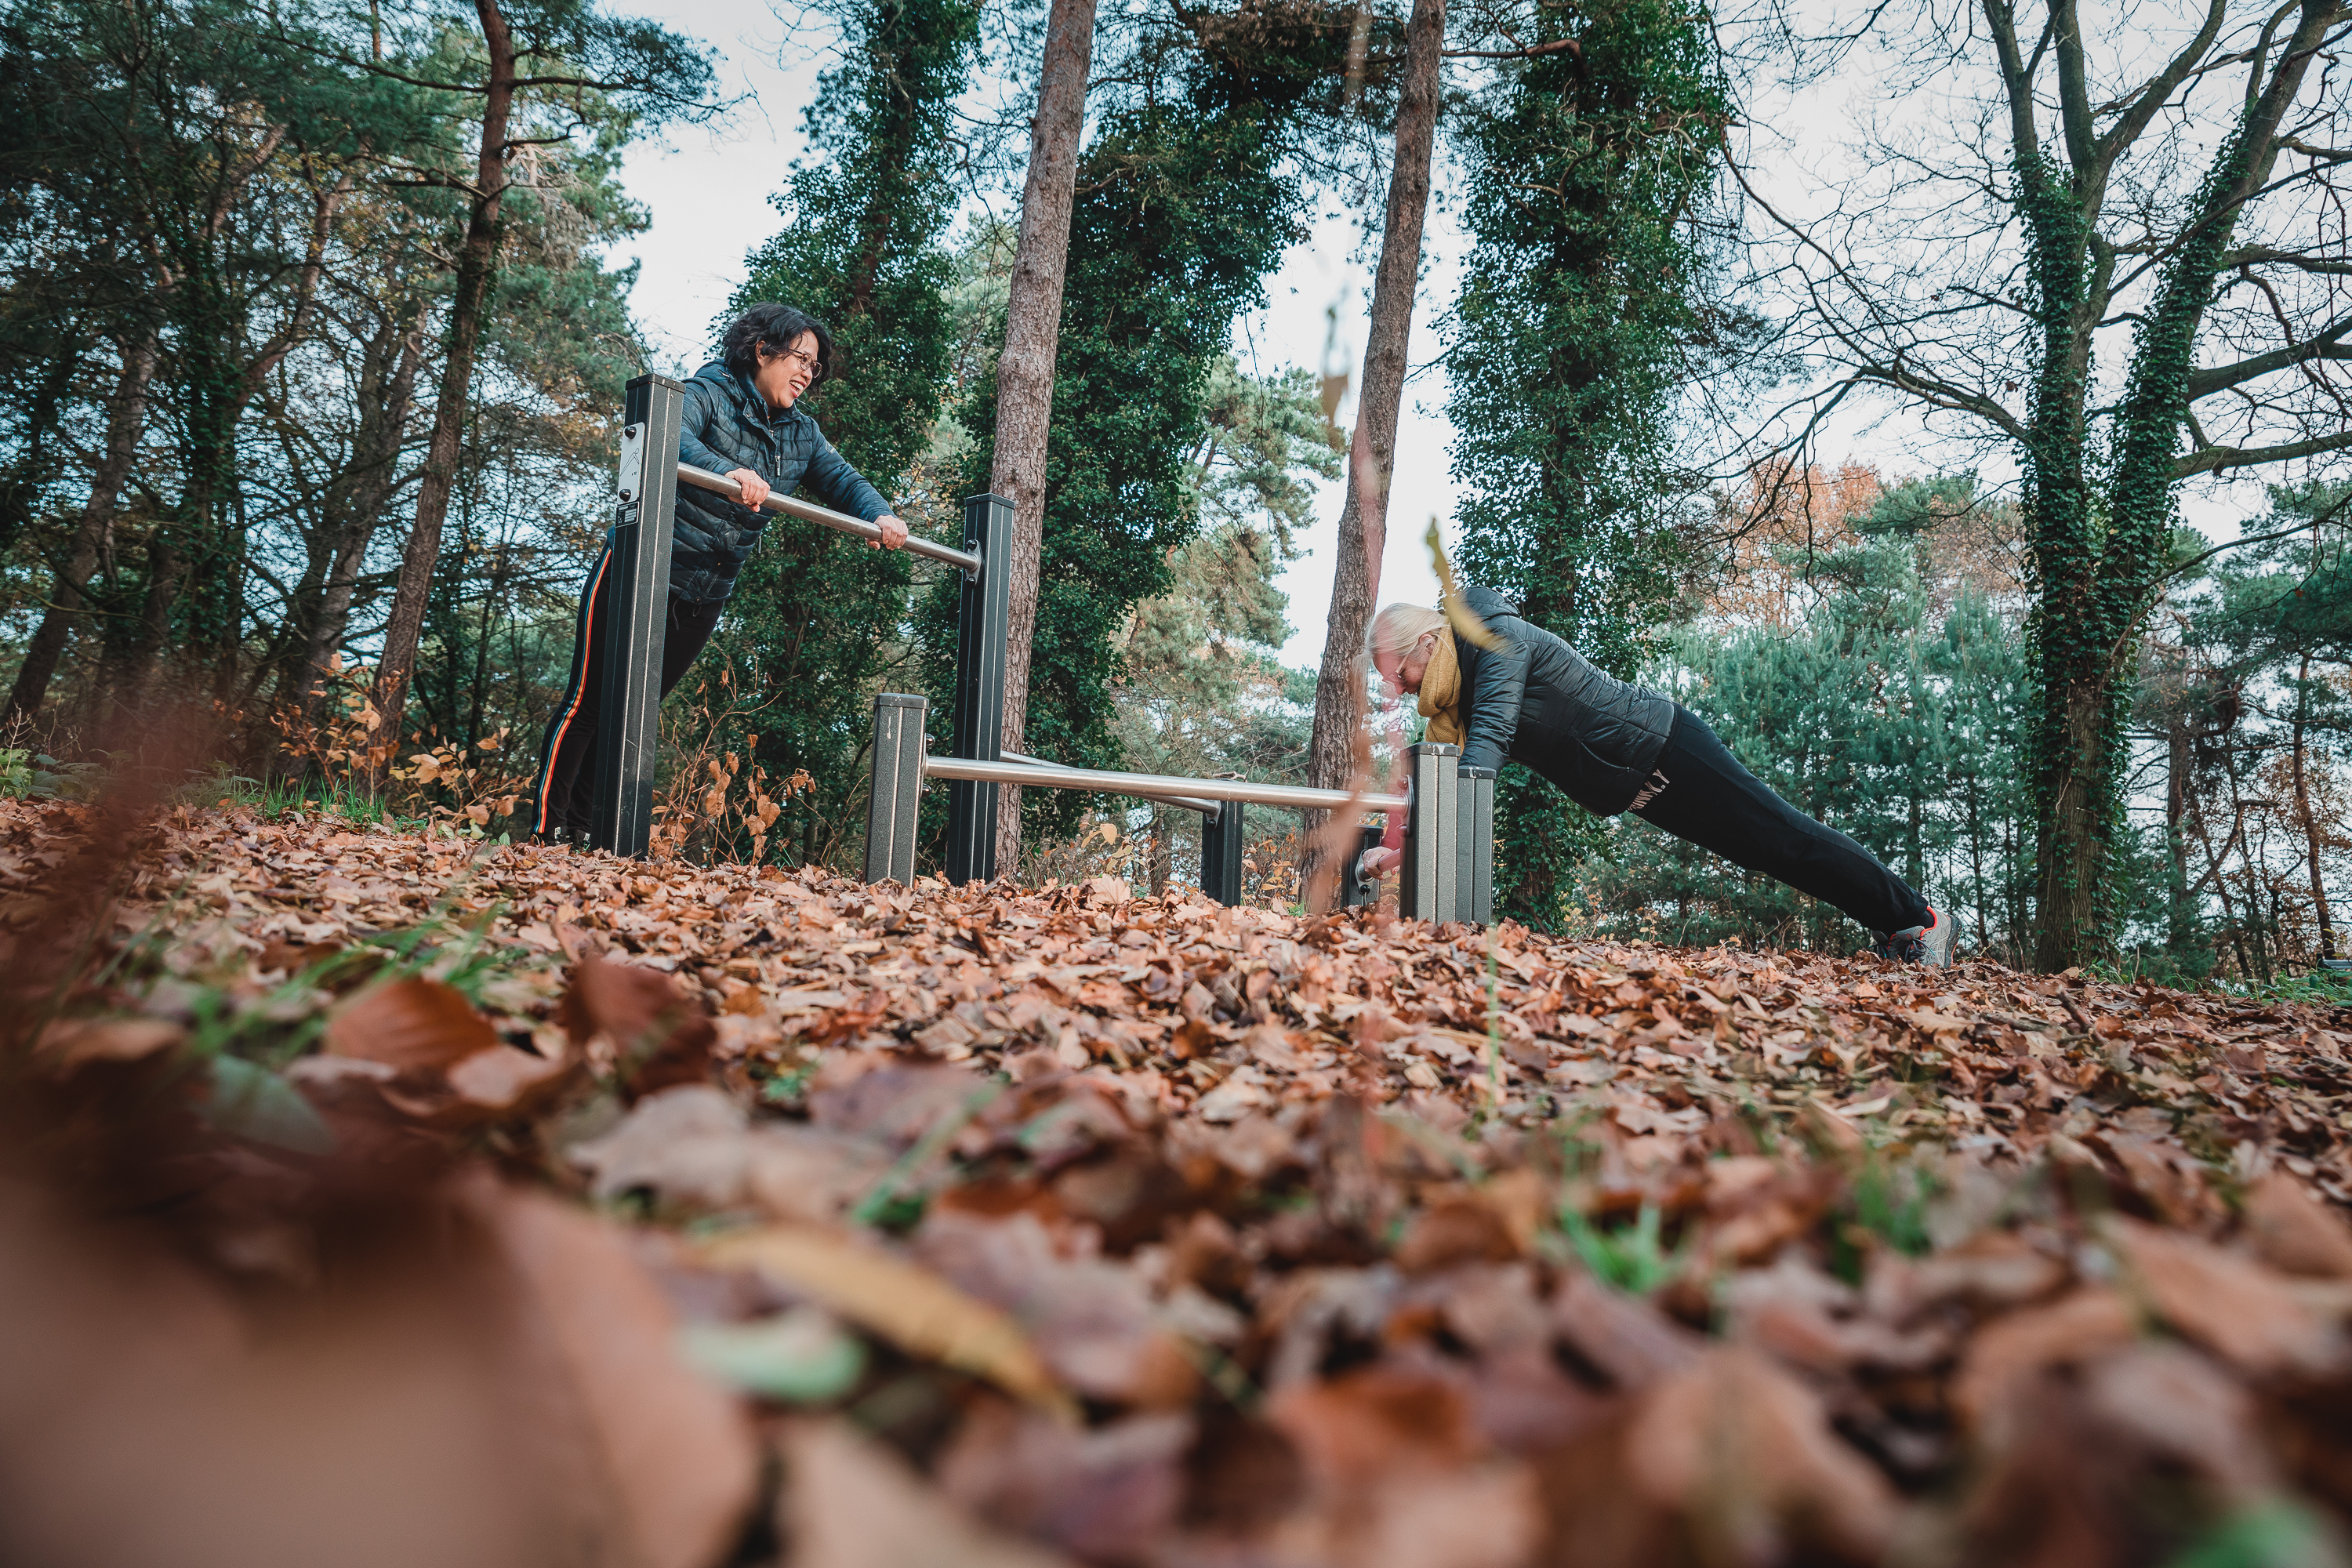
[{"xmin": 1368, "ymin": 602, "xmax": 1447, "ymax": 661}]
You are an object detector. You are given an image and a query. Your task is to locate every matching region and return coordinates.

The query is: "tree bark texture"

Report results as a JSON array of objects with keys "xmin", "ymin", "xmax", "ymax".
[
  {"xmin": 368, "ymin": 0, "xmax": 516, "ymax": 765},
  {"xmin": 986, "ymin": 0, "xmax": 1098, "ymax": 873},
  {"xmin": 7, "ymin": 328, "xmax": 160, "ymax": 722},
  {"xmin": 1301, "ymin": 0, "xmax": 1444, "ymax": 880}
]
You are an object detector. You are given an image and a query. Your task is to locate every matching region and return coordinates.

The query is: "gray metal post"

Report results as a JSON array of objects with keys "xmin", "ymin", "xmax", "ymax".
[
  {"xmin": 1463, "ymin": 766, "xmax": 1496, "ymax": 925},
  {"xmin": 1401, "ymin": 742, "xmax": 1460, "ymax": 922},
  {"xmin": 1341, "ymin": 822, "xmax": 1385, "ymax": 909},
  {"xmin": 1202, "ymin": 800, "xmax": 1246, "ymax": 906},
  {"xmin": 947, "ymin": 493, "xmax": 1012, "ymax": 884},
  {"xmin": 590, "ymin": 374, "xmax": 683, "ymax": 857},
  {"xmin": 864, "ymin": 694, "xmax": 927, "ymax": 884}
]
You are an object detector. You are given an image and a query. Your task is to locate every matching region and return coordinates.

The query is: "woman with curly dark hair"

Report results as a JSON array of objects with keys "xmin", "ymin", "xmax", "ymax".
[{"xmin": 532, "ymin": 303, "xmax": 909, "ymax": 844}]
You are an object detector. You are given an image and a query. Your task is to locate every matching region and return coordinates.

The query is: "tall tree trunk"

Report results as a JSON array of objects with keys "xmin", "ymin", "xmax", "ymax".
[
  {"xmin": 297, "ymin": 310, "xmax": 426, "ymax": 727},
  {"xmin": 368, "ymin": 0, "xmax": 516, "ymax": 764},
  {"xmin": 1305, "ymin": 0, "xmax": 1444, "ymax": 829},
  {"xmin": 2291, "ymin": 652, "xmax": 2336, "ymax": 960},
  {"xmin": 986, "ymin": 0, "xmax": 1098, "ymax": 873},
  {"xmin": 7, "ymin": 328, "xmax": 160, "ymax": 722}
]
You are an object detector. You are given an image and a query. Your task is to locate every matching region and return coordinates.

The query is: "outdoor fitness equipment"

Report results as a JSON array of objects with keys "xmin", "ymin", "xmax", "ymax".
[{"xmin": 593, "ymin": 373, "xmax": 1494, "ymax": 921}]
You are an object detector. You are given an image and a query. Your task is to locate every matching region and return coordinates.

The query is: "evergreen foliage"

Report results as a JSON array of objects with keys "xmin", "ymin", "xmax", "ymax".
[
  {"xmin": 701, "ymin": 0, "xmax": 981, "ymax": 865},
  {"xmin": 1442, "ymin": 0, "xmax": 1737, "ymax": 927},
  {"xmin": 927, "ymin": 43, "xmax": 1316, "ymax": 844}
]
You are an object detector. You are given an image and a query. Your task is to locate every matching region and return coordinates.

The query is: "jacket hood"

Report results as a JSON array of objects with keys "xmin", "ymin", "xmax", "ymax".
[{"xmin": 1456, "ymin": 583, "xmax": 1522, "ymax": 622}]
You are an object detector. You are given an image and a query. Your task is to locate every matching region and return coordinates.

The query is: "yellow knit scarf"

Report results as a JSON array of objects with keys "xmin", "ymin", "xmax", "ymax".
[{"xmin": 1417, "ymin": 630, "xmax": 1464, "ymax": 747}]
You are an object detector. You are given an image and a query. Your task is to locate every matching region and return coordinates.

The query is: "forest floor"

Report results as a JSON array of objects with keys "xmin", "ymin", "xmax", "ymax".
[{"xmin": 7, "ymin": 798, "xmax": 2352, "ymax": 1568}]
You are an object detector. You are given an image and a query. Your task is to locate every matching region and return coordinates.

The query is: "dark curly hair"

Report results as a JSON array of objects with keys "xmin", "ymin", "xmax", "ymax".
[{"xmin": 721, "ymin": 303, "xmax": 834, "ymax": 383}]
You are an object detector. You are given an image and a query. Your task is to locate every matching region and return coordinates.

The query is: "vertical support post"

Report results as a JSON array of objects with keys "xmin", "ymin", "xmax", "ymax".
[
  {"xmin": 1341, "ymin": 821, "xmax": 1385, "ymax": 909},
  {"xmin": 864, "ymin": 693, "xmax": 927, "ymax": 884},
  {"xmin": 590, "ymin": 374, "xmax": 683, "ymax": 858},
  {"xmin": 1400, "ymin": 742, "xmax": 1459, "ymax": 922},
  {"xmin": 947, "ymin": 492, "xmax": 1012, "ymax": 884},
  {"xmin": 1202, "ymin": 800, "xmax": 1246, "ymax": 906},
  {"xmin": 1464, "ymin": 766, "xmax": 1496, "ymax": 926}
]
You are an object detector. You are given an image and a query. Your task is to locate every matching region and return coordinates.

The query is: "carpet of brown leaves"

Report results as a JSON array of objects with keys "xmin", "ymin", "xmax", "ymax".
[{"xmin": 7, "ymin": 799, "xmax": 2352, "ymax": 1568}]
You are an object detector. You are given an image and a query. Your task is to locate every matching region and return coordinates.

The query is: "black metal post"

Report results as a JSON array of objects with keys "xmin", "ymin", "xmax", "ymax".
[
  {"xmin": 864, "ymin": 693, "xmax": 927, "ymax": 884},
  {"xmin": 1463, "ymin": 766, "xmax": 1496, "ymax": 926},
  {"xmin": 1341, "ymin": 822, "xmax": 1385, "ymax": 909},
  {"xmin": 1401, "ymin": 742, "xmax": 1459, "ymax": 922},
  {"xmin": 590, "ymin": 375, "xmax": 683, "ymax": 857},
  {"xmin": 1202, "ymin": 800, "xmax": 1246, "ymax": 906},
  {"xmin": 947, "ymin": 492, "xmax": 1012, "ymax": 884}
]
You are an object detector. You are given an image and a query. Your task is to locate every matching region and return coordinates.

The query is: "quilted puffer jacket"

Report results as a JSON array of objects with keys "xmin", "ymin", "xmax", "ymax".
[
  {"xmin": 669, "ymin": 361, "xmax": 892, "ymax": 603},
  {"xmin": 1451, "ymin": 584, "xmax": 1675, "ymax": 815}
]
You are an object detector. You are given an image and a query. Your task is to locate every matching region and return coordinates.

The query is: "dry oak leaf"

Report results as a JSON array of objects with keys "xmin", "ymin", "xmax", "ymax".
[
  {"xmin": 468, "ymin": 1179, "xmax": 761, "ymax": 1568},
  {"xmin": 2104, "ymin": 1214, "xmax": 2345, "ymax": 1377},
  {"xmin": 1952, "ymin": 1288, "xmax": 2141, "ymax": 1431},
  {"xmin": 779, "ymin": 1419, "xmax": 1075, "ymax": 1568},
  {"xmin": 1624, "ymin": 1345, "xmax": 1900, "ymax": 1565},
  {"xmin": 35, "ymin": 1016, "xmax": 185, "ymax": 1072},
  {"xmin": 2243, "ymin": 1171, "xmax": 2352, "ymax": 1280},
  {"xmin": 699, "ymin": 1225, "xmax": 1076, "ymax": 1419},
  {"xmin": 326, "ymin": 977, "xmax": 498, "ymax": 1071},
  {"xmin": 559, "ymin": 954, "xmax": 716, "ymax": 1097}
]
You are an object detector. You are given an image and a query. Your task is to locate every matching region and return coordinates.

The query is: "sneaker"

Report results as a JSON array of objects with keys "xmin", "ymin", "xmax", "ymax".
[{"xmin": 1875, "ymin": 906, "xmax": 1957, "ymax": 967}]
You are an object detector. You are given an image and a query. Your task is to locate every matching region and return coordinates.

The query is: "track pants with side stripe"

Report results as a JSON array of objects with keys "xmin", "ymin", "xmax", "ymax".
[{"xmin": 532, "ymin": 545, "xmax": 725, "ymax": 841}]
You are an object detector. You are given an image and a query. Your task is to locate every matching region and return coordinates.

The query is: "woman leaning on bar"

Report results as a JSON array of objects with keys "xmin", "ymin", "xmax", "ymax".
[
  {"xmin": 532, "ymin": 303, "xmax": 910, "ymax": 845},
  {"xmin": 1362, "ymin": 586, "xmax": 1958, "ymax": 966}
]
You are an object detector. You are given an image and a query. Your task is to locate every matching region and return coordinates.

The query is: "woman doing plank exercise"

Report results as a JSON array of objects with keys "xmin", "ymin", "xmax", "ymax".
[{"xmin": 1364, "ymin": 587, "xmax": 1956, "ymax": 966}]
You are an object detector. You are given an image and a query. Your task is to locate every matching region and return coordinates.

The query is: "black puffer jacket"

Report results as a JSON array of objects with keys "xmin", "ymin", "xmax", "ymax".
[
  {"xmin": 670, "ymin": 361, "xmax": 892, "ymax": 604},
  {"xmin": 1450, "ymin": 585, "xmax": 1675, "ymax": 815}
]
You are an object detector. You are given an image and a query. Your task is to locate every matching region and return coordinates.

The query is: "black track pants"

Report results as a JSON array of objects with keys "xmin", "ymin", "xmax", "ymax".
[
  {"xmin": 532, "ymin": 545, "xmax": 724, "ymax": 840},
  {"xmin": 1629, "ymin": 705, "xmax": 1930, "ymax": 935}
]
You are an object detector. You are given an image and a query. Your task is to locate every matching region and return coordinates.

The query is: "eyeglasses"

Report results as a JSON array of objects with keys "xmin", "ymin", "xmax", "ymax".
[{"xmin": 767, "ymin": 344, "xmax": 824, "ymax": 382}]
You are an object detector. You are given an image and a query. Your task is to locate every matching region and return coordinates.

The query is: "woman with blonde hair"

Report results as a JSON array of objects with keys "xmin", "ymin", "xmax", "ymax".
[{"xmin": 1364, "ymin": 587, "xmax": 1955, "ymax": 965}]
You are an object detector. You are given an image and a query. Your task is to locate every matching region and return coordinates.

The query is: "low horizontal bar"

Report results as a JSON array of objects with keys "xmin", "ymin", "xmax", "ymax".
[
  {"xmin": 926, "ymin": 755, "xmax": 1406, "ymax": 814},
  {"xmin": 1002, "ymin": 750, "xmax": 1221, "ymax": 815},
  {"xmin": 677, "ymin": 463, "xmax": 984, "ymax": 574}
]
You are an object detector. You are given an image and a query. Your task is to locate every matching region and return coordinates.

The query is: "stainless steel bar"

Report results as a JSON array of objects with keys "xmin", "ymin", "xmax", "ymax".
[
  {"xmin": 676, "ymin": 462, "xmax": 983, "ymax": 574},
  {"xmin": 1000, "ymin": 750, "xmax": 1221, "ymax": 815},
  {"xmin": 924, "ymin": 755, "xmax": 1406, "ymax": 814},
  {"xmin": 592, "ymin": 375, "xmax": 684, "ymax": 857},
  {"xmin": 863, "ymin": 693, "xmax": 926, "ymax": 884}
]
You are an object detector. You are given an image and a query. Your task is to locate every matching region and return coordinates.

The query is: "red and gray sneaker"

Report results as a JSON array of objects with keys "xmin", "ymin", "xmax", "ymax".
[{"xmin": 1875, "ymin": 907, "xmax": 1957, "ymax": 967}]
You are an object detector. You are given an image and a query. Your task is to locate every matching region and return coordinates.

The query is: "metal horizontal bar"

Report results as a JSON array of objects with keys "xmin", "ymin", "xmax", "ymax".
[
  {"xmin": 926, "ymin": 754, "xmax": 1405, "ymax": 814},
  {"xmin": 1001, "ymin": 750, "xmax": 1221, "ymax": 815},
  {"xmin": 677, "ymin": 463, "xmax": 984, "ymax": 574}
]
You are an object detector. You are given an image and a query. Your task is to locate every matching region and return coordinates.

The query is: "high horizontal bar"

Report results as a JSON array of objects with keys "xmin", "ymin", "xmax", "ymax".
[
  {"xmin": 926, "ymin": 755, "xmax": 1405, "ymax": 814},
  {"xmin": 676, "ymin": 463, "xmax": 983, "ymax": 574},
  {"xmin": 1001, "ymin": 750, "xmax": 1221, "ymax": 815}
]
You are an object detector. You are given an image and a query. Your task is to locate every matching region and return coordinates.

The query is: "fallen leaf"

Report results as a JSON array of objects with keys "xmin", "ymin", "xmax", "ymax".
[
  {"xmin": 699, "ymin": 1224, "xmax": 1075, "ymax": 1417},
  {"xmin": 327, "ymin": 977, "xmax": 498, "ymax": 1072}
]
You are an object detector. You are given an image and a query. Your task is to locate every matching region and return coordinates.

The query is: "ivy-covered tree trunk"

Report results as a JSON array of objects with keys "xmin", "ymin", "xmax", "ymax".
[
  {"xmin": 1305, "ymin": 0, "xmax": 1443, "ymax": 878},
  {"xmin": 1991, "ymin": 0, "xmax": 2336, "ymax": 967},
  {"xmin": 1445, "ymin": 0, "xmax": 1732, "ymax": 927},
  {"xmin": 722, "ymin": 0, "xmax": 978, "ymax": 866}
]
